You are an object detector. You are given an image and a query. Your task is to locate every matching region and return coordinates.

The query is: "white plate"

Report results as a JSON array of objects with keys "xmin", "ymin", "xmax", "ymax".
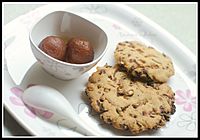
[{"xmin": 3, "ymin": 4, "xmax": 197, "ymax": 137}]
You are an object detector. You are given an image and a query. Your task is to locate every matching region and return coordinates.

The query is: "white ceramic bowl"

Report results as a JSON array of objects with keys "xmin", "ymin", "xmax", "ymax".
[{"xmin": 29, "ymin": 11, "xmax": 108, "ymax": 80}]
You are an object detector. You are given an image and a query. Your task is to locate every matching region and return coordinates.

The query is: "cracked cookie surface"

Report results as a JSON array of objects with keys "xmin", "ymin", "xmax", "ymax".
[
  {"xmin": 85, "ymin": 65, "xmax": 176, "ymax": 134},
  {"xmin": 114, "ymin": 41, "xmax": 175, "ymax": 83}
]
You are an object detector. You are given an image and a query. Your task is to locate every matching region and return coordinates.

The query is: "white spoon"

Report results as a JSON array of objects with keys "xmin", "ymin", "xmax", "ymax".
[{"xmin": 22, "ymin": 85, "xmax": 101, "ymax": 136}]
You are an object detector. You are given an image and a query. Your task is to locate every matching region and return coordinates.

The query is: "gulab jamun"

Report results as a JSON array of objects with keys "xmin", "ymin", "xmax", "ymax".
[
  {"xmin": 39, "ymin": 36, "xmax": 67, "ymax": 61},
  {"xmin": 66, "ymin": 38, "xmax": 94, "ymax": 64}
]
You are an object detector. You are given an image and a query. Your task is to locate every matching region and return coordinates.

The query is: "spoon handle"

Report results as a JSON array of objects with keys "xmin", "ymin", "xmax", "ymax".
[
  {"xmin": 71, "ymin": 115, "xmax": 101, "ymax": 136},
  {"xmin": 22, "ymin": 85, "xmax": 102, "ymax": 136}
]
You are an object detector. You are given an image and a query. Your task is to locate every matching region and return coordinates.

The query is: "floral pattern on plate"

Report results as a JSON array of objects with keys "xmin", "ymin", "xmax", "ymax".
[
  {"xmin": 175, "ymin": 89, "xmax": 196, "ymax": 112},
  {"xmin": 177, "ymin": 112, "xmax": 196, "ymax": 131},
  {"xmin": 9, "ymin": 84, "xmax": 54, "ymax": 119}
]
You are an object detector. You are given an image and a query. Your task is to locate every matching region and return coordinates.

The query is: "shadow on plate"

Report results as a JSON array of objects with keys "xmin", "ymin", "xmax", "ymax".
[{"xmin": 20, "ymin": 61, "xmax": 90, "ymax": 109}]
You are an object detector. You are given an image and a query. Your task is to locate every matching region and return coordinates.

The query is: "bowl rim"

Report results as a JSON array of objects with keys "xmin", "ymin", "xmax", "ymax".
[{"xmin": 29, "ymin": 10, "xmax": 108, "ymax": 67}]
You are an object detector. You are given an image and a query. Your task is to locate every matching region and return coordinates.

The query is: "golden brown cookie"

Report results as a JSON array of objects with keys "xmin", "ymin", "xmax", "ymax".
[
  {"xmin": 114, "ymin": 41, "xmax": 174, "ymax": 83},
  {"xmin": 85, "ymin": 65, "xmax": 176, "ymax": 134}
]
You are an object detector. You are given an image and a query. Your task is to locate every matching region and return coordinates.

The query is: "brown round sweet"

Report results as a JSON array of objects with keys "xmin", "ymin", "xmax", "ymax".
[
  {"xmin": 66, "ymin": 37, "xmax": 94, "ymax": 64},
  {"xmin": 39, "ymin": 36, "xmax": 67, "ymax": 61}
]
